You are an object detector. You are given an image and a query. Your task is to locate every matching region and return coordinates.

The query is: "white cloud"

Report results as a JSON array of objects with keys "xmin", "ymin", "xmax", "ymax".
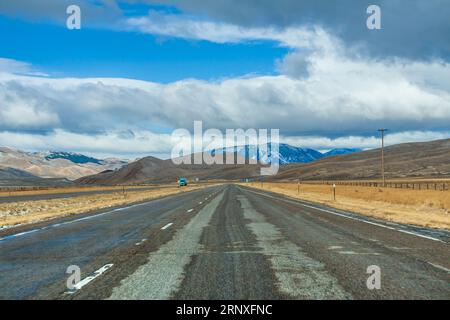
[
  {"xmin": 0, "ymin": 58, "xmax": 48, "ymax": 76},
  {"xmin": 282, "ymin": 131, "xmax": 450, "ymax": 151},
  {"xmin": 1, "ymin": 54, "xmax": 449, "ymax": 135},
  {"xmin": 1, "ymin": 15, "xmax": 449, "ymax": 156},
  {"xmin": 0, "ymin": 129, "xmax": 174, "ymax": 159},
  {"xmin": 125, "ymin": 11, "xmax": 337, "ymax": 52}
]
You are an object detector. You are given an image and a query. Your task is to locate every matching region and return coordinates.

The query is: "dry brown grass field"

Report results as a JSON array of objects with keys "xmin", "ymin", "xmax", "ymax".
[
  {"xmin": 242, "ymin": 182, "xmax": 450, "ymax": 230},
  {"xmin": 0, "ymin": 184, "xmax": 212, "ymax": 228},
  {"xmin": 0, "ymin": 184, "xmax": 168, "ymax": 197}
]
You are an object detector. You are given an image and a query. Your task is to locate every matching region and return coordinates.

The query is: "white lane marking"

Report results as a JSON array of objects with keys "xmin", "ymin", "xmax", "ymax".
[
  {"xmin": 243, "ymin": 188, "xmax": 445, "ymax": 243},
  {"xmin": 428, "ymin": 262, "xmax": 450, "ymax": 273},
  {"xmin": 135, "ymin": 239, "xmax": 147, "ymax": 246},
  {"xmin": 67, "ymin": 264, "xmax": 113, "ymax": 293},
  {"xmin": 328, "ymin": 246, "xmax": 343, "ymax": 250},
  {"xmin": 338, "ymin": 251, "xmax": 380, "ymax": 255},
  {"xmin": 161, "ymin": 223, "xmax": 173, "ymax": 230},
  {"xmin": 386, "ymin": 247, "xmax": 413, "ymax": 250},
  {"xmin": 187, "ymin": 209, "xmax": 194, "ymax": 213}
]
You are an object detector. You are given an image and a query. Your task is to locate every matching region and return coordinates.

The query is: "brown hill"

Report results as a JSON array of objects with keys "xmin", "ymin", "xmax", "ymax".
[
  {"xmin": 76, "ymin": 153, "xmax": 263, "ymax": 185},
  {"xmin": 273, "ymin": 138, "xmax": 450, "ymax": 181},
  {"xmin": 0, "ymin": 166, "xmax": 72, "ymax": 187}
]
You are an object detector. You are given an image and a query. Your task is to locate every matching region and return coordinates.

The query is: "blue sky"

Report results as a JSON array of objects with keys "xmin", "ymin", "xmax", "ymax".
[
  {"xmin": 0, "ymin": 15, "xmax": 287, "ymax": 82},
  {"xmin": 0, "ymin": 1, "xmax": 449, "ymax": 159}
]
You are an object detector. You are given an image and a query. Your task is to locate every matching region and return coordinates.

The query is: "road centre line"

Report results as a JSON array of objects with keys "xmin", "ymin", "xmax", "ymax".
[
  {"xmin": 161, "ymin": 223, "xmax": 173, "ymax": 230},
  {"xmin": 66, "ymin": 264, "xmax": 114, "ymax": 293}
]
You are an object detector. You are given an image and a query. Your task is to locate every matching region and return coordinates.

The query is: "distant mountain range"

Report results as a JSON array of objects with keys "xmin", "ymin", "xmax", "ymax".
[
  {"xmin": 0, "ymin": 147, "xmax": 128, "ymax": 180},
  {"xmin": 76, "ymin": 138, "xmax": 450, "ymax": 185},
  {"xmin": 0, "ymin": 144, "xmax": 361, "ymax": 184},
  {"xmin": 3, "ymin": 139, "xmax": 449, "ymax": 186},
  {"xmin": 273, "ymin": 138, "xmax": 450, "ymax": 181},
  {"xmin": 211, "ymin": 143, "xmax": 362, "ymax": 165},
  {"xmin": 322, "ymin": 148, "xmax": 363, "ymax": 157}
]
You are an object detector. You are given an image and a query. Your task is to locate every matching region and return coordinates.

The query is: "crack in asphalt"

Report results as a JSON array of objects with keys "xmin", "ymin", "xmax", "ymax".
[{"xmin": 237, "ymin": 195, "xmax": 352, "ymax": 300}]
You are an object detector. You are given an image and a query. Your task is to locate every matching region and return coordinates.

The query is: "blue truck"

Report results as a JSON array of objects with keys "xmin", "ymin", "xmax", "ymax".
[{"xmin": 178, "ymin": 177, "xmax": 188, "ymax": 186}]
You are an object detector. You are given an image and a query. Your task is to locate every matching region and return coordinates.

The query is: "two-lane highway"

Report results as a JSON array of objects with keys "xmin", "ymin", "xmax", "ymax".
[{"xmin": 0, "ymin": 184, "xmax": 448, "ymax": 299}]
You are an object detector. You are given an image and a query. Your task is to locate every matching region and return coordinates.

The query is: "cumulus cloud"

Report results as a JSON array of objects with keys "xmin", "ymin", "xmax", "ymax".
[
  {"xmin": 282, "ymin": 131, "xmax": 450, "ymax": 152},
  {"xmin": 1, "ymin": 48, "xmax": 449, "ymax": 137}
]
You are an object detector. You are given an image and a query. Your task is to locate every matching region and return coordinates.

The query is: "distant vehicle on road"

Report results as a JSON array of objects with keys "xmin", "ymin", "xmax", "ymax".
[{"xmin": 178, "ymin": 177, "xmax": 188, "ymax": 186}]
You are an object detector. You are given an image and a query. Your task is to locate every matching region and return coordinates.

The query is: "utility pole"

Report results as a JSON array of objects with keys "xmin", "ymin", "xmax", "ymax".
[
  {"xmin": 333, "ymin": 183, "xmax": 336, "ymax": 201},
  {"xmin": 378, "ymin": 129, "xmax": 387, "ymax": 187}
]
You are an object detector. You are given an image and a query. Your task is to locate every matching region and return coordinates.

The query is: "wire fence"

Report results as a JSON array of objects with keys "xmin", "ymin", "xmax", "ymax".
[{"xmin": 299, "ymin": 180, "xmax": 450, "ymax": 191}]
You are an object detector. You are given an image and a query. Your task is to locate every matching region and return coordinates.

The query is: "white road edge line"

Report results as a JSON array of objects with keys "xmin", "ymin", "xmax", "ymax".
[
  {"xmin": 66, "ymin": 263, "xmax": 114, "ymax": 293},
  {"xmin": 243, "ymin": 187, "xmax": 445, "ymax": 243},
  {"xmin": 427, "ymin": 262, "xmax": 450, "ymax": 273},
  {"xmin": 161, "ymin": 223, "xmax": 173, "ymax": 230}
]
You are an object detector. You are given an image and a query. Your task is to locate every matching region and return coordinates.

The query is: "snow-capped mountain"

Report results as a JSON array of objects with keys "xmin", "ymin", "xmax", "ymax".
[
  {"xmin": 211, "ymin": 143, "xmax": 361, "ymax": 165},
  {"xmin": 0, "ymin": 147, "xmax": 128, "ymax": 180},
  {"xmin": 323, "ymin": 148, "xmax": 362, "ymax": 157},
  {"xmin": 43, "ymin": 151, "xmax": 103, "ymax": 165},
  {"xmin": 211, "ymin": 143, "xmax": 322, "ymax": 165}
]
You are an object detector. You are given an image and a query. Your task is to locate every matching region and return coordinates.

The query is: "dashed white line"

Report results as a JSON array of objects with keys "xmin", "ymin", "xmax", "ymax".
[
  {"xmin": 187, "ymin": 209, "xmax": 194, "ymax": 213},
  {"xmin": 135, "ymin": 239, "xmax": 147, "ymax": 246},
  {"xmin": 161, "ymin": 223, "xmax": 173, "ymax": 230},
  {"xmin": 66, "ymin": 264, "xmax": 113, "ymax": 293},
  {"xmin": 338, "ymin": 251, "xmax": 380, "ymax": 256}
]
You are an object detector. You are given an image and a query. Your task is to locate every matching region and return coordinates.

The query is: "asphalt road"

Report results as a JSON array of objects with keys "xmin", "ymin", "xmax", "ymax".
[{"xmin": 0, "ymin": 184, "xmax": 448, "ymax": 300}]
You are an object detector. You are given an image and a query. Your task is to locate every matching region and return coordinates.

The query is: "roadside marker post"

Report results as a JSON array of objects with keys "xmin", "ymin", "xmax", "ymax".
[{"xmin": 333, "ymin": 183, "xmax": 336, "ymax": 201}]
